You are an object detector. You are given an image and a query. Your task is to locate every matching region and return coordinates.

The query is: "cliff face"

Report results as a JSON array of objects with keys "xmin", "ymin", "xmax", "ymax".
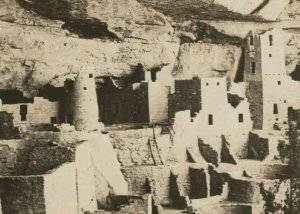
[{"xmin": 0, "ymin": 0, "xmax": 299, "ymax": 95}]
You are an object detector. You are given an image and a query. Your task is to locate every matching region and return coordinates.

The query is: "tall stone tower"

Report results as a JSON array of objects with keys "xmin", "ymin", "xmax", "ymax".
[
  {"xmin": 71, "ymin": 66, "xmax": 100, "ymax": 131},
  {"xmin": 244, "ymin": 28, "xmax": 288, "ymax": 130}
]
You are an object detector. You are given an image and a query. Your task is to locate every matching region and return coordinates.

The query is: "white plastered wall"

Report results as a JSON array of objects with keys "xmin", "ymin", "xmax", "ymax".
[
  {"xmin": 2, "ymin": 97, "xmax": 59, "ymax": 125},
  {"xmin": 148, "ymin": 82, "xmax": 170, "ymax": 124},
  {"xmin": 75, "ymin": 142, "xmax": 97, "ymax": 213},
  {"xmin": 44, "ymin": 163, "xmax": 78, "ymax": 214}
]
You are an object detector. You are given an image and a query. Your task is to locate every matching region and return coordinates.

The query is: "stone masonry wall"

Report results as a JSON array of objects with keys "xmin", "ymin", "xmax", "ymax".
[
  {"xmin": 189, "ymin": 167, "xmax": 209, "ymax": 199},
  {"xmin": 246, "ymin": 81, "xmax": 263, "ymax": 129},
  {"xmin": 0, "ymin": 175, "xmax": 45, "ymax": 214}
]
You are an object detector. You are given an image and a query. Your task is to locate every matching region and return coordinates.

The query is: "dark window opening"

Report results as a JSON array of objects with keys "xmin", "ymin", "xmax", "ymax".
[
  {"xmin": 50, "ymin": 117, "xmax": 57, "ymax": 124},
  {"xmin": 89, "ymin": 74, "xmax": 93, "ymax": 78},
  {"xmin": 151, "ymin": 70, "xmax": 157, "ymax": 82},
  {"xmin": 20, "ymin": 105, "xmax": 27, "ymax": 121},
  {"xmin": 278, "ymin": 81, "xmax": 281, "ymax": 85},
  {"xmin": 273, "ymin": 104, "xmax": 278, "ymax": 114},
  {"xmin": 83, "ymin": 87, "xmax": 87, "ymax": 90},
  {"xmin": 251, "ymin": 62, "xmax": 256, "ymax": 74},
  {"xmin": 21, "ymin": 114, "xmax": 27, "ymax": 121},
  {"xmin": 217, "ymin": 82, "xmax": 219, "ymax": 86},
  {"xmin": 239, "ymin": 114, "xmax": 244, "ymax": 123},
  {"xmin": 208, "ymin": 114, "xmax": 213, "ymax": 125},
  {"xmin": 250, "ymin": 35, "xmax": 254, "ymax": 46},
  {"xmin": 284, "ymin": 100, "xmax": 286, "ymax": 103},
  {"xmin": 275, "ymin": 118, "xmax": 278, "ymax": 121},
  {"xmin": 269, "ymin": 54, "xmax": 272, "ymax": 57},
  {"xmin": 68, "ymin": 114, "xmax": 73, "ymax": 125},
  {"xmin": 269, "ymin": 35, "xmax": 273, "ymax": 46},
  {"xmin": 206, "ymin": 82, "xmax": 209, "ymax": 86}
]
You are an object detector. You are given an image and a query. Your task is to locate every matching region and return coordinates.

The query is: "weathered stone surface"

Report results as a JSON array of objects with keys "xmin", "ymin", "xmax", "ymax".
[
  {"xmin": 18, "ymin": 0, "xmax": 174, "ymax": 41},
  {"xmin": 0, "ymin": 21, "xmax": 179, "ymax": 94},
  {"xmin": 279, "ymin": 0, "xmax": 300, "ymax": 20},
  {"xmin": 173, "ymin": 42, "xmax": 241, "ymax": 81},
  {"xmin": 173, "ymin": 21, "xmax": 242, "ymax": 45},
  {"xmin": 0, "ymin": 0, "xmax": 16, "ymax": 22},
  {"xmin": 138, "ymin": 0, "xmax": 264, "ymax": 22}
]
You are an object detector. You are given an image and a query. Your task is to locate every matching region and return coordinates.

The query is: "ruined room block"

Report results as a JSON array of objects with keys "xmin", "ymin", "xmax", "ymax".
[
  {"xmin": 246, "ymin": 81, "xmax": 263, "ymax": 130},
  {"xmin": 0, "ymin": 111, "xmax": 20, "ymax": 139},
  {"xmin": 228, "ymin": 177, "xmax": 262, "ymax": 203},
  {"xmin": 221, "ymin": 135, "xmax": 237, "ymax": 164},
  {"xmin": 248, "ymin": 132, "xmax": 269, "ymax": 160},
  {"xmin": 198, "ymin": 139, "xmax": 218, "ymax": 166},
  {"xmin": 189, "ymin": 167, "xmax": 209, "ymax": 199},
  {"xmin": 209, "ymin": 166, "xmax": 230, "ymax": 196}
]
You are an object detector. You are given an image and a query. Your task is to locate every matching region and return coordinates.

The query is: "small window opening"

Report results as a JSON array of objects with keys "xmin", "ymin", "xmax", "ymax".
[
  {"xmin": 50, "ymin": 117, "xmax": 57, "ymax": 124},
  {"xmin": 269, "ymin": 35, "xmax": 273, "ymax": 46},
  {"xmin": 217, "ymin": 82, "xmax": 219, "ymax": 86},
  {"xmin": 151, "ymin": 70, "xmax": 157, "ymax": 82},
  {"xmin": 273, "ymin": 104, "xmax": 278, "ymax": 114},
  {"xmin": 278, "ymin": 81, "xmax": 281, "ymax": 85},
  {"xmin": 20, "ymin": 105, "xmax": 27, "ymax": 121},
  {"xmin": 284, "ymin": 100, "xmax": 286, "ymax": 103},
  {"xmin": 250, "ymin": 35, "xmax": 254, "ymax": 46},
  {"xmin": 239, "ymin": 114, "xmax": 244, "ymax": 123},
  {"xmin": 275, "ymin": 118, "xmax": 278, "ymax": 121},
  {"xmin": 83, "ymin": 87, "xmax": 87, "ymax": 90},
  {"xmin": 208, "ymin": 114, "xmax": 213, "ymax": 125},
  {"xmin": 251, "ymin": 62, "xmax": 256, "ymax": 74},
  {"xmin": 89, "ymin": 74, "xmax": 93, "ymax": 78},
  {"xmin": 206, "ymin": 82, "xmax": 209, "ymax": 86},
  {"xmin": 269, "ymin": 54, "xmax": 272, "ymax": 57}
]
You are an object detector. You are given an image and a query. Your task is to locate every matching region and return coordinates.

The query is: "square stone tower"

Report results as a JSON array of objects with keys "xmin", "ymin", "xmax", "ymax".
[{"xmin": 244, "ymin": 28, "xmax": 288, "ymax": 131}]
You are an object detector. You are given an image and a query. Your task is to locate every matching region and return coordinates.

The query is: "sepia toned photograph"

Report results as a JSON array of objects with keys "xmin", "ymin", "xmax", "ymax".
[{"xmin": 0, "ymin": 0, "xmax": 299, "ymax": 213}]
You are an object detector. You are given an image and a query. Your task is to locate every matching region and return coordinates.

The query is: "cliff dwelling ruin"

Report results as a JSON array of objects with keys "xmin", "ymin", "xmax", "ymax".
[{"xmin": 0, "ymin": 0, "xmax": 299, "ymax": 214}]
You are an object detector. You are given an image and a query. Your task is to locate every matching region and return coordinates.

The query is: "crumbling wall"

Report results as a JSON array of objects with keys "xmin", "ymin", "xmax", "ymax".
[
  {"xmin": 44, "ymin": 163, "xmax": 78, "ymax": 214},
  {"xmin": 228, "ymin": 177, "xmax": 262, "ymax": 203},
  {"xmin": 110, "ymin": 128, "xmax": 155, "ymax": 166},
  {"xmin": 168, "ymin": 79, "xmax": 201, "ymax": 119},
  {"xmin": 108, "ymin": 194, "xmax": 151, "ymax": 214},
  {"xmin": 198, "ymin": 139, "xmax": 219, "ymax": 167},
  {"xmin": 110, "ymin": 127, "xmax": 171, "ymax": 166},
  {"xmin": 0, "ymin": 140, "xmax": 21, "ymax": 175},
  {"xmin": 22, "ymin": 145, "xmax": 75, "ymax": 175},
  {"xmin": 122, "ymin": 165, "xmax": 172, "ymax": 206},
  {"xmin": 221, "ymin": 135, "xmax": 237, "ymax": 164},
  {"xmin": 246, "ymin": 81, "xmax": 263, "ymax": 129},
  {"xmin": 2, "ymin": 97, "xmax": 60, "ymax": 125},
  {"xmin": 248, "ymin": 132, "xmax": 269, "ymax": 160},
  {"xmin": 189, "ymin": 167, "xmax": 209, "ymax": 199},
  {"xmin": 0, "ymin": 175, "xmax": 45, "ymax": 213},
  {"xmin": 0, "ymin": 111, "xmax": 21, "ymax": 139},
  {"xmin": 170, "ymin": 164, "xmax": 191, "ymax": 208},
  {"xmin": 209, "ymin": 166, "xmax": 230, "ymax": 196},
  {"xmin": 98, "ymin": 81, "xmax": 149, "ymax": 124}
]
